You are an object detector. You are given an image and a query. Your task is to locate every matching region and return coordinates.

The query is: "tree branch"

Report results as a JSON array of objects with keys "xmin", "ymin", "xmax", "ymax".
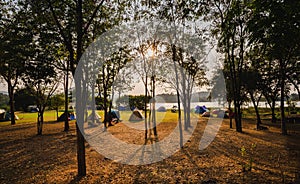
[
  {"xmin": 48, "ymin": 0, "xmax": 72, "ymax": 51},
  {"xmin": 83, "ymin": 0, "xmax": 105, "ymax": 36}
]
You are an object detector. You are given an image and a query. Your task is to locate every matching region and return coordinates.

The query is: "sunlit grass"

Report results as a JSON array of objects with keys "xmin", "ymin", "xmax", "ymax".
[
  {"xmin": 0, "ymin": 110, "xmax": 64, "ymax": 126},
  {"xmin": 0, "ymin": 109, "xmax": 197, "ymax": 127},
  {"xmin": 2, "ymin": 107, "xmax": 294, "ymax": 127}
]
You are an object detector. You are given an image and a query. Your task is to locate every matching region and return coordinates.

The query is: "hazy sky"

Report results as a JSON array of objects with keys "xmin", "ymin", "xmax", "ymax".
[{"xmin": 0, "ymin": 47, "xmax": 220, "ymax": 95}]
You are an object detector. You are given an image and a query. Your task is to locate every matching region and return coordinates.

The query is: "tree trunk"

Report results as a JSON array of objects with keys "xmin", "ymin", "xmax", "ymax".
[
  {"xmin": 37, "ymin": 110, "xmax": 43, "ymax": 135},
  {"xmin": 181, "ymin": 74, "xmax": 188, "ymax": 131},
  {"xmin": 8, "ymin": 84, "xmax": 16, "ymax": 125},
  {"xmin": 144, "ymin": 75, "xmax": 148, "ymax": 140},
  {"xmin": 172, "ymin": 45, "xmax": 183, "ymax": 148},
  {"xmin": 233, "ymin": 97, "xmax": 242, "ymax": 132},
  {"xmin": 229, "ymin": 101, "xmax": 233, "ymax": 128},
  {"xmin": 103, "ymin": 92, "xmax": 108, "ymax": 128},
  {"xmin": 271, "ymin": 99, "xmax": 277, "ymax": 123},
  {"xmin": 64, "ymin": 70, "xmax": 70, "ymax": 132},
  {"xmin": 76, "ymin": 0, "xmax": 86, "ymax": 177},
  {"xmin": 91, "ymin": 84, "xmax": 96, "ymax": 124},
  {"xmin": 64, "ymin": 63, "xmax": 70, "ymax": 131},
  {"xmin": 250, "ymin": 93, "xmax": 262, "ymax": 129},
  {"xmin": 186, "ymin": 90, "xmax": 191, "ymax": 128},
  {"xmin": 176, "ymin": 90, "xmax": 183, "ymax": 148},
  {"xmin": 152, "ymin": 76, "xmax": 157, "ymax": 137},
  {"xmin": 280, "ymin": 64, "xmax": 287, "ymax": 135},
  {"xmin": 236, "ymin": 103, "xmax": 242, "ymax": 132},
  {"xmin": 76, "ymin": 123, "xmax": 86, "ymax": 176}
]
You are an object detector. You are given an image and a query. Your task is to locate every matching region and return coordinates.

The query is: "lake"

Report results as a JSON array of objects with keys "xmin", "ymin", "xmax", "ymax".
[{"xmin": 153, "ymin": 101, "xmax": 300, "ymax": 110}]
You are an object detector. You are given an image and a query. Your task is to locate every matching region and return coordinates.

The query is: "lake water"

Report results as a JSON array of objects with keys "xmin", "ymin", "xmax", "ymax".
[{"xmin": 153, "ymin": 101, "xmax": 300, "ymax": 110}]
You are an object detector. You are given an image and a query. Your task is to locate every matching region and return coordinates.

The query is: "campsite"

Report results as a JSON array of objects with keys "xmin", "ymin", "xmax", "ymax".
[
  {"xmin": 1, "ymin": 0, "xmax": 300, "ymax": 183},
  {"xmin": 0, "ymin": 108, "xmax": 300, "ymax": 183}
]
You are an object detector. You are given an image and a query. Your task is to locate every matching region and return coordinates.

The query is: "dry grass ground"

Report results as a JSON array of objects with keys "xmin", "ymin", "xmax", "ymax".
[{"xmin": 0, "ymin": 117, "xmax": 299, "ymax": 184}]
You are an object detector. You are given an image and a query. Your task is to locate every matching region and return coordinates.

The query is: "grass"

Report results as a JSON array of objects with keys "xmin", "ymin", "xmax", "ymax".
[
  {"xmin": 0, "ymin": 110, "xmax": 64, "ymax": 126},
  {"xmin": 0, "ymin": 110, "xmax": 180, "ymax": 126},
  {"xmin": 0, "ymin": 116, "xmax": 299, "ymax": 183},
  {"xmin": 2, "ymin": 107, "xmax": 298, "ymax": 127}
]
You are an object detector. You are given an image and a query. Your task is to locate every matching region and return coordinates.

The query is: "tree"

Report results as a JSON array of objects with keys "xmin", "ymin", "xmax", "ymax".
[
  {"xmin": 116, "ymin": 95, "xmax": 151, "ymax": 111},
  {"xmin": 241, "ymin": 69, "xmax": 263, "ymax": 129},
  {"xmin": 153, "ymin": 0, "xmax": 208, "ymax": 146},
  {"xmin": 0, "ymin": 0, "xmax": 33, "ymax": 125},
  {"xmin": 211, "ymin": 68, "xmax": 233, "ymax": 128},
  {"xmin": 206, "ymin": 0, "xmax": 252, "ymax": 132},
  {"xmin": 23, "ymin": 61, "xmax": 60, "ymax": 135},
  {"xmin": 49, "ymin": 93, "xmax": 65, "ymax": 121},
  {"xmin": 113, "ymin": 67, "xmax": 135, "ymax": 110},
  {"xmin": 19, "ymin": 0, "xmax": 62, "ymax": 135},
  {"xmin": 23, "ymin": 52, "xmax": 60, "ymax": 135},
  {"xmin": 96, "ymin": 47, "xmax": 131, "ymax": 128},
  {"xmin": 30, "ymin": 0, "xmax": 130, "ymax": 176},
  {"xmin": 51, "ymin": 45, "xmax": 72, "ymax": 132},
  {"xmin": 248, "ymin": 0, "xmax": 300, "ymax": 135}
]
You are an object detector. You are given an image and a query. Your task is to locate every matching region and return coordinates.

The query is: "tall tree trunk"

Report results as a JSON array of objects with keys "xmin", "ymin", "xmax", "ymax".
[
  {"xmin": 91, "ymin": 84, "xmax": 96, "ymax": 124},
  {"xmin": 250, "ymin": 93, "xmax": 262, "ymax": 129},
  {"xmin": 229, "ymin": 100, "xmax": 233, "ymax": 128},
  {"xmin": 37, "ymin": 110, "xmax": 44, "ymax": 135},
  {"xmin": 103, "ymin": 90, "xmax": 109, "ymax": 128},
  {"xmin": 237, "ymin": 103, "xmax": 242, "ymax": 132},
  {"xmin": 108, "ymin": 85, "xmax": 115, "ymax": 123},
  {"xmin": 271, "ymin": 100, "xmax": 276, "ymax": 123},
  {"xmin": 152, "ymin": 76, "xmax": 157, "ymax": 137},
  {"xmin": 144, "ymin": 75, "xmax": 148, "ymax": 140},
  {"xmin": 76, "ymin": 0, "xmax": 86, "ymax": 177},
  {"xmin": 64, "ymin": 68, "xmax": 69, "ymax": 131},
  {"xmin": 180, "ymin": 70, "xmax": 188, "ymax": 131},
  {"xmin": 172, "ymin": 45, "xmax": 183, "ymax": 148},
  {"xmin": 266, "ymin": 96, "xmax": 277, "ymax": 123},
  {"xmin": 76, "ymin": 122, "xmax": 86, "ymax": 176},
  {"xmin": 228, "ymin": 33, "xmax": 242, "ymax": 133},
  {"xmin": 186, "ymin": 90, "xmax": 191, "ymax": 128},
  {"xmin": 8, "ymin": 83, "xmax": 16, "ymax": 125},
  {"xmin": 280, "ymin": 62, "xmax": 287, "ymax": 135}
]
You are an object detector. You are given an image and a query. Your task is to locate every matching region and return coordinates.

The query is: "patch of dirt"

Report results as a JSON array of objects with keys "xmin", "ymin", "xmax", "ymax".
[{"xmin": 0, "ymin": 118, "xmax": 299, "ymax": 183}]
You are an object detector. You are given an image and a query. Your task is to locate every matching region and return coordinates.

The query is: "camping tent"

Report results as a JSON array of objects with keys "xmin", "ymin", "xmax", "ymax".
[
  {"xmin": 157, "ymin": 106, "xmax": 167, "ymax": 112},
  {"xmin": 58, "ymin": 112, "xmax": 69, "ymax": 121},
  {"xmin": 202, "ymin": 111, "xmax": 210, "ymax": 117},
  {"xmin": 58, "ymin": 112, "xmax": 76, "ymax": 121},
  {"xmin": 110, "ymin": 110, "xmax": 120, "ymax": 119},
  {"xmin": 129, "ymin": 109, "xmax": 144, "ymax": 121},
  {"xmin": 195, "ymin": 105, "xmax": 208, "ymax": 114},
  {"xmin": 118, "ymin": 106, "xmax": 127, "ymax": 111},
  {"xmin": 87, "ymin": 112, "xmax": 101, "ymax": 123},
  {"xmin": 0, "ymin": 110, "xmax": 19, "ymax": 122}
]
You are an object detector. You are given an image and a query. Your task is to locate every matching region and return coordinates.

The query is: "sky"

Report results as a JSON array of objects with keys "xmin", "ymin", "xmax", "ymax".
[{"xmin": 0, "ymin": 47, "xmax": 219, "ymax": 95}]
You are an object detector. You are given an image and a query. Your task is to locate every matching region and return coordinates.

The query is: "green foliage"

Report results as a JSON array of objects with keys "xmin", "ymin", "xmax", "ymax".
[
  {"xmin": 0, "ymin": 0, "xmax": 32, "ymax": 83},
  {"xmin": 14, "ymin": 87, "xmax": 37, "ymax": 111},
  {"xmin": 0, "ymin": 93, "xmax": 9, "ymax": 110},
  {"xmin": 49, "ymin": 94, "xmax": 65, "ymax": 110}
]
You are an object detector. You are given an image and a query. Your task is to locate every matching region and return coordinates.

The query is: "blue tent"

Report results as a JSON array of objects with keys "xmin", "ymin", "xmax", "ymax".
[
  {"xmin": 157, "ymin": 106, "xmax": 167, "ymax": 112},
  {"xmin": 118, "ymin": 106, "xmax": 126, "ymax": 111},
  {"xmin": 195, "ymin": 105, "xmax": 208, "ymax": 114}
]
